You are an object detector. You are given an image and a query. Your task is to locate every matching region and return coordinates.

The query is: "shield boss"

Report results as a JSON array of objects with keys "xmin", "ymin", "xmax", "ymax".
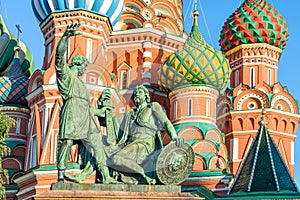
[{"xmin": 156, "ymin": 142, "xmax": 194, "ymax": 185}]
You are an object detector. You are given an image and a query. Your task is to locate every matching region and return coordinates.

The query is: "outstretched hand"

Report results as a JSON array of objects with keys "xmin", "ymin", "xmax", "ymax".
[{"xmin": 63, "ymin": 23, "xmax": 82, "ymax": 37}]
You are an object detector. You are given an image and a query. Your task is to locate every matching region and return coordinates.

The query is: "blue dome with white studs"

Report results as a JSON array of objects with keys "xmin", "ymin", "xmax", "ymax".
[{"xmin": 31, "ymin": 0, "xmax": 124, "ymax": 25}]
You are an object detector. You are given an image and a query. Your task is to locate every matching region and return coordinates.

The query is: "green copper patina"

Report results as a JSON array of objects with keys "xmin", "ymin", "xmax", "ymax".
[
  {"xmin": 55, "ymin": 23, "xmax": 117, "ymax": 184},
  {"xmin": 106, "ymin": 85, "xmax": 183, "ymax": 185},
  {"xmin": 0, "ymin": 15, "xmax": 34, "ymax": 77},
  {"xmin": 66, "ymin": 85, "xmax": 194, "ymax": 185}
]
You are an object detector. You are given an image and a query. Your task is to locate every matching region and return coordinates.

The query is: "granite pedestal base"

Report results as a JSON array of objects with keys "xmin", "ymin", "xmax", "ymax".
[{"xmin": 33, "ymin": 182, "xmax": 204, "ymax": 200}]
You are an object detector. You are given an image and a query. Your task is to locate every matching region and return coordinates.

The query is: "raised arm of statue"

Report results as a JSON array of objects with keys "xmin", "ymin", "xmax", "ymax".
[
  {"xmin": 55, "ymin": 23, "xmax": 82, "ymax": 69},
  {"xmin": 55, "ymin": 23, "xmax": 83, "ymax": 98}
]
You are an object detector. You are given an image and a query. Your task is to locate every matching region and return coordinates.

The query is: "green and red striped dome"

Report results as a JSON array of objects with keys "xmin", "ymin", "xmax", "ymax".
[{"xmin": 219, "ymin": 0, "xmax": 288, "ymax": 52}]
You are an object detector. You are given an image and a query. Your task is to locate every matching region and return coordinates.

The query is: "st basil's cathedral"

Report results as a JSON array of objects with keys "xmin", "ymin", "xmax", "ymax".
[{"xmin": 0, "ymin": 0, "xmax": 299, "ymax": 199}]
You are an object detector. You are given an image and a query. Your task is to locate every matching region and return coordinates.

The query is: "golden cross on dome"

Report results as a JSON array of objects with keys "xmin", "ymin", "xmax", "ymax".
[{"xmin": 15, "ymin": 24, "xmax": 22, "ymax": 42}]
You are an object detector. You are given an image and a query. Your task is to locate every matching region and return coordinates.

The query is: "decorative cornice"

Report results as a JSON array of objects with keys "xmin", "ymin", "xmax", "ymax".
[
  {"xmin": 26, "ymin": 85, "xmax": 44, "ymax": 100},
  {"xmin": 111, "ymin": 27, "xmax": 186, "ymax": 43},
  {"xmin": 173, "ymin": 119, "xmax": 216, "ymax": 126},
  {"xmin": 0, "ymin": 106, "xmax": 30, "ymax": 114},
  {"xmin": 231, "ymin": 108, "xmax": 300, "ymax": 118},
  {"xmin": 40, "ymin": 10, "xmax": 112, "ymax": 33},
  {"xmin": 224, "ymin": 130, "xmax": 297, "ymax": 139},
  {"xmin": 169, "ymin": 85, "xmax": 219, "ymax": 98},
  {"xmin": 225, "ymin": 43, "xmax": 282, "ymax": 57}
]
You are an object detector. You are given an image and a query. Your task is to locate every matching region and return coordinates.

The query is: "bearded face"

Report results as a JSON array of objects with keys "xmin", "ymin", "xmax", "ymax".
[
  {"xmin": 70, "ymin": 64, "xmax": 86, "ymax": 76},
  {"xmin": 77, "ymin": 64, "xmax": 86, "ymax": 76},
  {"xmin": 70, "ymin": 55, "xmax": 89, "ymax": 76},
  {"xmin": 133, "ymin": 88, "xmax": 146, "ymax": 107}
]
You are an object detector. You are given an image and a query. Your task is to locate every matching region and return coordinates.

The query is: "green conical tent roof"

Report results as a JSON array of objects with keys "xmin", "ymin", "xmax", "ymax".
[{"xmin": 227, "ymin": 109, "xmax": 300, "ymax": 199}]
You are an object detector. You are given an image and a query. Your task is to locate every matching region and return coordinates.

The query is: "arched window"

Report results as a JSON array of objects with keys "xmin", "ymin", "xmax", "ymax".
[
  {"xmin": 30, "ymin": 137, "xmax": 37, "ymax": 168},
  {"xmin": 250, "ymin": 67, "xmax": 255, "ymax": 88},
  {"xmin": 188, "ymin": 99, "xmax": 192, "ymax": 116},
  {"xmin": 173, "ymin": 101, "xmax": 177, "ymax": 120},
  {"xmin": 47, "ymin": 43, "xmax": 52, "ymax": 63},
  {"xmin": 250, "ymin": 118, "xmax": 255, "ymax": 129},
  {"xmin": 206, "ymin": 99, "xmax": 210, "ymax": 117},
  {"xmin": 16, "ymin": 117, "xmax": 21, "ymax": 134},
  {"xmin": 235, "ymin": 70, "xmax": 239, "ymax": 87},
  {"xmin": 268, "ymin": 68, "xmax": 272, "ymax": 85},
  {"xmin": 120, "ymin": 70, "xmax": 128, "ymax": 89},
  {"xmin": 86, "ymin": 38, "xmax": 93, "ymax": 62}
]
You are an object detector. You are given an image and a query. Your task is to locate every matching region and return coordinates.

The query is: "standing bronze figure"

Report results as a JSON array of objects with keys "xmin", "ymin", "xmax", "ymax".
[{"xmin": 55, "ymin": 23, "xmax": 117, "ymax": 184}]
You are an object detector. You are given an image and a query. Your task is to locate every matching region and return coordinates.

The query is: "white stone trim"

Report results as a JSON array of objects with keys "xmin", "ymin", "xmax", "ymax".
[
  {"xmin": 230, "ymin": 138, "xmax": 239, "ymax": 161},
  {"xmin": 143, "ymin": 51, "xmax": 152, "ymax": 58},
  {"xmin": 142, "ymin": 41, "xmax": 152, "ymax": 48},
  {"xmin": 142, "ymin": 61, "xmax": 152, "ymax": 69}
]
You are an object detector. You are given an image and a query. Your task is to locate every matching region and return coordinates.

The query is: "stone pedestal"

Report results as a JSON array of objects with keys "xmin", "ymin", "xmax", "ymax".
[{"xmin": 33, "ymin": 183, "xmax": 204, "ymax": 200}]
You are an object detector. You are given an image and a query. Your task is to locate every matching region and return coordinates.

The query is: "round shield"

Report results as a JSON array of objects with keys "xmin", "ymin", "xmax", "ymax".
[{"xmin": 156, "ymin": 141, "xmax": 195, "ymax": 185}]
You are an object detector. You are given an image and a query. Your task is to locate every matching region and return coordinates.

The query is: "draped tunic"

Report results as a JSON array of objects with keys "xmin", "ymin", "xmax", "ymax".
[
  {"xmin": 109, "ymin": 102, "xmax": 165, "ymax": 164},
  {"xmin": 55, "ymin": 63, "xmax": 99, "ymax": 140}
]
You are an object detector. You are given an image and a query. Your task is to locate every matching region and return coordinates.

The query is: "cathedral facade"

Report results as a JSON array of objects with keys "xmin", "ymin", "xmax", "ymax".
[{"xmin": 0, "ymin": 0, "xmax": 299, "ymax": 199}]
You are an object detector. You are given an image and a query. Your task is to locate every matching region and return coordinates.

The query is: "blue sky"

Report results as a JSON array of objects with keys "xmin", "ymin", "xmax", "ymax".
[{"xmin": 1, "ymin": 0, "xmax": 299, "ymax": 185}]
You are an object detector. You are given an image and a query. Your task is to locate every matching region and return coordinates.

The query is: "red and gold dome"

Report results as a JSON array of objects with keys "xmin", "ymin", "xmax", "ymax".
[
  {"xmin": 159, "ymin": 11, "xmax": 230, "ymax": 91},
  {"xmin": 219, "ymin": 0, "xmax": 289, "ymax": 52}
]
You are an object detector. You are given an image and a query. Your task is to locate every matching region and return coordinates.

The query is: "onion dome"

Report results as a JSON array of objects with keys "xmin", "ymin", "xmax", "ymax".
[
  {"xmin": 0, "ymin": 16, "xmax": 34, "ymax": 78},
  {"xmin": 0, "ymin": 16, "xmax": 34, "ymax": 106},
  {"xmin": 159, "ymin": 10, "xmax": 231, "ymax": 91},
  {"xmin": 219, "ymin": 0, "xmax": 289, "ymax": 52},
  {"xmin": 0, "ymin": 49, "xmax": 30, "ymax": 105},
  {"xmin": 31, "ymin": 0, "xmax": 124, "ymax": 25}
]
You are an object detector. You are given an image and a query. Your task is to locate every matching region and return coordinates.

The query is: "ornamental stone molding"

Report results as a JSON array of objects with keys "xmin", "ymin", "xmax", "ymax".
[
  {"xmin": 235, "ymin": 90, "xmax": 269, "ymax": 110},
  {"xmin": 271, "ymin": 95, "xmax": 295, "ymax": 114},
  {"xmin": 169, "ymin": 85, "xmax": 219, "ymax": 99}
]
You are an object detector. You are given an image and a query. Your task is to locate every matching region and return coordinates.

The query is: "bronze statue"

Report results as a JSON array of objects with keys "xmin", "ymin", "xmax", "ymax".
[
  {"xmin": 66, "ymin": 85, "xmax": 191, "ymax": 185},
  {"xmin": 55, "ymin": 23, "xmax": 117, "ymax": 184},
  {"xmin": 107, "ymin": 85, "xmax": 183, "ymax": 184}
]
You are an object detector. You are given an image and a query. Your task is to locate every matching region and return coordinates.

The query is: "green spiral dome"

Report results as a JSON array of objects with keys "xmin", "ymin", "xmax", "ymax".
[{"xmin": 159, "ymin": 11, "xmax": 231, "ymax": 91}]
